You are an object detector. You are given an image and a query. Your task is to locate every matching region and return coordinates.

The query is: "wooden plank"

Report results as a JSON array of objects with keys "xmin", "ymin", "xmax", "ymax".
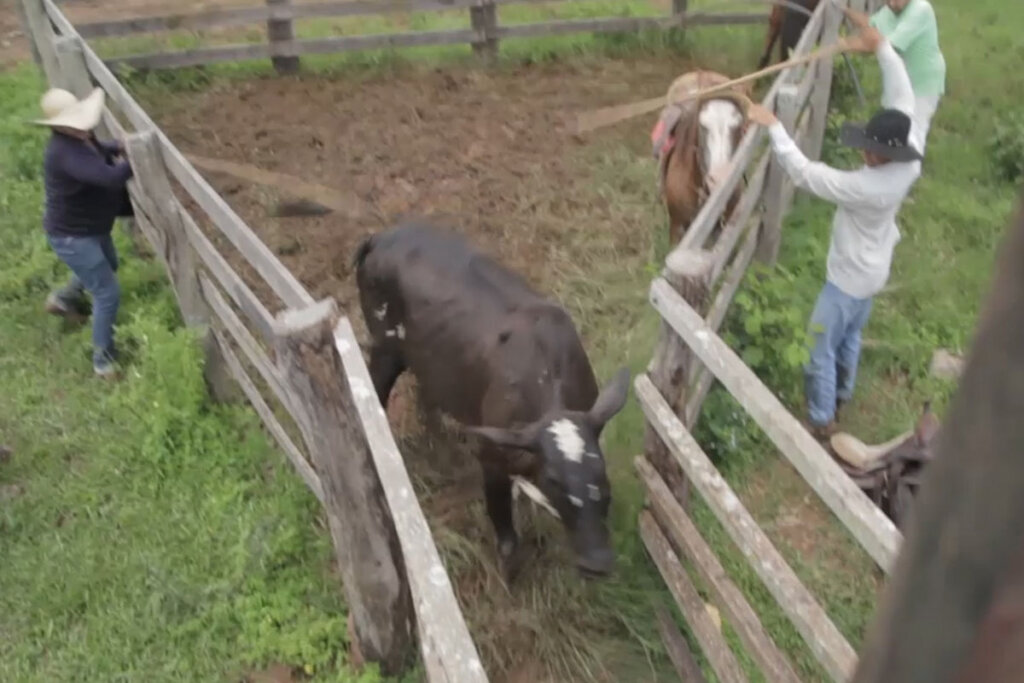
[
  {"xmin": 685, "ymin": 213, "xmax": 759, "ymax": 427},
  {"xmin": 274, "ymin": 301, "xmax": 414, "ymax": 674},
  {"xmin": 125, "ymin": 132, "xmax": 208, "ymax": 327},
  {"xmin": 757, "ymin": 83, "xmax": 801, "ymax": 265},
  {"xmin": 288, "ymin": 0, "xmax": 477, "ymax": 20},
  {"xmin": 104, "ymin": 42, "xmax": 272, "ymax": 71},
  {"xmin": 179, "ymin": 204, "xmax": 278, "ymax": 343},
  {"xmin": 496, "ymin": 12, "xmax": 764, "ymax": 40},
  {"xmin": 267, "ymin": 0, "xmax": 300, "ymax": 74},
  {"xmin": 20, "ymin": 0, "xmax": 61, "ymax": 83},
  {"xmin": 648, "ymin": 278, "xmax": 902, "ymax": 572},
  {"xmin": 644, "ymin": 249, "xmax": 716, "ymax": 507},
  {"xmin": 635, "ymin": 374, "xmax": 857, "ymax": 682},
  {"xmin": 638, "ymin": 457, "xmax": 802, "ymax": 683},
  {"xmin": 805, "ymin": 0, "xmax": 843, "ymax": 161},
  {"xmin": 212, "ymin": 327, "xmax": 324, "ymax": 504},
  {"xmin": 77, "ymin": 5, "xmax": 274, "ymax": 38},
  {"xmin": 639, "ymin": 511, "xmax": 747, "ymax": 683},
  {"xmin": 287, "ymin": 27, "xmax": 481, "ymax": 56},
  {"xmin": 41, "ymin": 0, "xmax": 316, "ymax": 311},
  {"xmin": 677, "ymin": 126, "xmax": 766, "ymax": 252},
  {"xmin": 653, "ymin": 603, "xmax": 707, "ymax": 683},
  {"xmin": 198, "ymin": 272, "xmax": 293, "ymax": 414},
  {"xmin": 185, "ymin": 153, "xmax": 374, "ymax": 220},
  {"xmin": 76, "ymin": 0, "xmax": 480, "ymax": 38},
  {"xmin": 104, "ymin": 28, "xmax": 483, "ymax": 70},
  {"xmin": 333, "ymin": 317, "xmax": 487, "ymax": 683},
  {"xmin": 709, "ymin": 149, "xmax": 770, "ymax": 284},
  {"xmin": 497, "ymin": 15, "xmax": 674, "ymax": 39},
  {"xmin": 15, "ymin": 0, "xmax": 43, "ymax": 67}
]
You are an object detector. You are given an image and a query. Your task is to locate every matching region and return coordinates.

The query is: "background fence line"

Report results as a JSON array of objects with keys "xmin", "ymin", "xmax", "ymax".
[{"xmin": 57, "ymin": 0, "xmax": 768, "ymax": 71}]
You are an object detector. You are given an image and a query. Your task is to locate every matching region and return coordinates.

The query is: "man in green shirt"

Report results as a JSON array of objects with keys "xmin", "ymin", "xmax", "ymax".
[{"xmin": 859, "ymin": 0, "xmax": 946, "ymax": 153}]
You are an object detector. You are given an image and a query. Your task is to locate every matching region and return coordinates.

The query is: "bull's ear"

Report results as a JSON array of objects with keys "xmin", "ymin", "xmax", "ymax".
[
  {"xmin": 587, "ymin": 367, "xmax": 631, "ymax": 431},
  {"xmin": 467, "ymin": 424, "xmax": 541, "ymax": 452}
]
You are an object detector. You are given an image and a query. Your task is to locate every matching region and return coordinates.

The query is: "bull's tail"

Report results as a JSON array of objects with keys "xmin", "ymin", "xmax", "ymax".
[{"xmin": 352, "ymin": 234, "xmax": 375, "ymax": 271}]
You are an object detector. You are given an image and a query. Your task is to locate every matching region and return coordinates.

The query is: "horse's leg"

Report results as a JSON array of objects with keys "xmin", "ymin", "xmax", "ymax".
[
  {"xmin": 664, "ymin": 150, "xmax": 686, "ymax": 247},
  {"xmin": 758, "ymin": 8, "xmax": 782, "ymax": 69}
]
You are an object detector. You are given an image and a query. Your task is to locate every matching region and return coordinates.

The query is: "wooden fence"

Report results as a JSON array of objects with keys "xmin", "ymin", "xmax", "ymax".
[
  {"xmin": 636, "ymin": 0, "xmax": 902, "ymax": 680},
  {"xmin": 20, "ymin": 0, "xmax": 488, "ymax": 679},
  {"xmin": 54, "ymin": 0, "xmax": 768, "ymax": 72}
]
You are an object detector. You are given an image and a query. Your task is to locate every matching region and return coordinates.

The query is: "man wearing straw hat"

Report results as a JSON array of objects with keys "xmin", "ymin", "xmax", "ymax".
[
  {"xmin": 32, "ymin": 87, "xmax": 133, "ymax": 379},
  {"xmin": 746, "ymin": 24, "xmax": 923, "ymax": 440}
]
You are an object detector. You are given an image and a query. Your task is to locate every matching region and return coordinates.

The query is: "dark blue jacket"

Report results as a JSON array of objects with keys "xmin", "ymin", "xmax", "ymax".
[{"xmin": 43, "ymin": 132, "xmax": 134, "ymax": 237}]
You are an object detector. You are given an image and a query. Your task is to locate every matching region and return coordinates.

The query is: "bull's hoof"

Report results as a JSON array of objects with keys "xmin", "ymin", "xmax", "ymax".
[{"xmin": 498, "ymin": 539, "xmax": 526, "ymax": 585}]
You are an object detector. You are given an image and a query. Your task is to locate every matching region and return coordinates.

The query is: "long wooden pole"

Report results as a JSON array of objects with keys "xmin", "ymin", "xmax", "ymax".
[{"xmin": 575, "ymin": 38, "xmax": 851, "ymax": 134}]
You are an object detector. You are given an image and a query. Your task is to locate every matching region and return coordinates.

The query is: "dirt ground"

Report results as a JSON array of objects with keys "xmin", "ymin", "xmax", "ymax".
[{"xmin": 135, "ymin": 54, "xmax": 693, "ymax": 681}]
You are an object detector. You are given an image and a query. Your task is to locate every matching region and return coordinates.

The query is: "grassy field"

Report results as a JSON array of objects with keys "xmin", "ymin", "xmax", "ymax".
[
  {"xmin": 2, "ymin": 0, "xmax": 1021, "ymax": 680},
  {"xmin": 0, "ymin": 65, "xmax": 387, "ymax": 683}
]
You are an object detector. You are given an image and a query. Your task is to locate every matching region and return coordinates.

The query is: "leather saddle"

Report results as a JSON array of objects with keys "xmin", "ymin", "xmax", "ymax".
[{"xmin": 830, "ymin": 402, "xmax": 941, "ymax": 529}]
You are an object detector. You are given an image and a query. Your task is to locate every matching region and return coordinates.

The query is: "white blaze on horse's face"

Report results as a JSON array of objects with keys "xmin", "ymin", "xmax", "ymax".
[{"xmin": 698, "ymin": 99, "xmax": 744, "ymax": 193}]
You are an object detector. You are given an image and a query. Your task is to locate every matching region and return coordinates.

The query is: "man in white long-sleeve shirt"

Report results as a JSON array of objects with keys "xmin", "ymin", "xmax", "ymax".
[{"xmin": 746, "ymin": 25, "xmax": 923, "ymax": 439}]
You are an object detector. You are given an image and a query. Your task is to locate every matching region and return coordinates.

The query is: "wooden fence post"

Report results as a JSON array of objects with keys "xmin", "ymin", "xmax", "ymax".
[
  {"xmin": 267, "ymin": 0, "xmax": 300, "ymax": 74},
  {"xmin": 274, "ymin": 300, "xmax": 414, "ymax": 675},
  {"xmin": 124, "ymin": 132, "xmax": 236, "ymax": 401},
  {"xmin": 470, "ymin": 0, "xmax": 498, "ymax": 59},
  {"xmin": 805, "ymin": 0, "xmax": 844, "ymax": 162},
  {"xmin": 644, "ymin": 248, "xmax": 715, "ymax": 506},
  {"xmin": 757, "ymin": 83, "xmax": 800, "ymax": 265},
  {"xmin": 20, "ymin": 0, "xmax": 61, "ymax": 84},
  {"xmin": 15, "ymin": 0, "xmax": 43, "ymax": 67}
]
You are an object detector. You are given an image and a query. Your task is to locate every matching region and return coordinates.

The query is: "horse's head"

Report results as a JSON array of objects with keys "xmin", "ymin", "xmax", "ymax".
[{"xmin": 697, "ymin": 94, "xmax": 747, "ymax": 193}]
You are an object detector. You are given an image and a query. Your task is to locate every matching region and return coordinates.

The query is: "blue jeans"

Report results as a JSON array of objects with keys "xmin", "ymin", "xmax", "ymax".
[
  {"xmin": 47, "ymin": 232, "xmax": 120, "ymax": 366},
  {"xmin": 804, "ymin": 281, "xmax": 873, "ymax": 427}
]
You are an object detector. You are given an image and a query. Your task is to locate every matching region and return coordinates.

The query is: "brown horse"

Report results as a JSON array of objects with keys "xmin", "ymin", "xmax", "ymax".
[
  {"xmin": 758, "ymin": 0, "xmax": 821, "ymax": 69},
  {"xmin": 653, "ymin": 71, "xmax": 749, "ymax": 246}
]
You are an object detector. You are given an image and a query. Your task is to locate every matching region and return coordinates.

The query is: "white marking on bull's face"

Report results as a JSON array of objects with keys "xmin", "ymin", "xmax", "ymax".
[
  {"xmin": 588, "ymin": 484, "xmax": 601, "ymax": 502},
  {"xmin": 374, "ymin": 303, "xmax": 388, "ymax": 320},
  {"xmin": 569, "ymin": 495, "xmax": 584, "ymax": 508},
  {"xmin": 396, "ymin": 323, "xmax": 405, "ymax": 340},
  {"xmin": 548, "ymin": 419, "xmax": 585, "ymax": 464},
  {"xmin": 698, "ymin": 99, "xmax": 744, "ymax": 191},
  {"xmin": 512, "ymin": 475, "xmax": 560, "ymax": 519}
]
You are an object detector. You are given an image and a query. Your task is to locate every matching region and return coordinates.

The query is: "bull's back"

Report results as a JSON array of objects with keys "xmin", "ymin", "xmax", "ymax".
[{"xmin": 355, "ymin": 222, "xmax": 591, "ymax": 423}]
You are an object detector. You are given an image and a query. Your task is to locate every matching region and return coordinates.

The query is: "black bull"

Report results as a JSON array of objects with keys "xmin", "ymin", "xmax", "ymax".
[{"xmin": 354, "ymin": 221, "xmax": 630, "ymax": 579}]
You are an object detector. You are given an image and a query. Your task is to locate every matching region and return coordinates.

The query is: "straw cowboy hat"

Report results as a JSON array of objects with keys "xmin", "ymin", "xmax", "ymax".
[{"xmin": 31, "ymin": 87, "xmax": 105, "ymax": 131}]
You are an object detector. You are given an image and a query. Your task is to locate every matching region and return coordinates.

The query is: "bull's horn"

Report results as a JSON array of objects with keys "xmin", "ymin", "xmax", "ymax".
[{"xmin": 831, "ymin": 430, "xmax": 914, "ymax": 470}]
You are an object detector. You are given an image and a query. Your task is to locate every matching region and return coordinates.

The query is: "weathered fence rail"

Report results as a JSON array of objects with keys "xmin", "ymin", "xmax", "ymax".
[
  {"xmin": 22, "ymin": 0, "xmax": 487, "ymax": 679},
  {"xmin": 637, "ymin": 0, "xmax": 901, "ymax": 680},
  {"xmin": 57, "ymin": 0, "xmax": 767, "ymax": 72}
]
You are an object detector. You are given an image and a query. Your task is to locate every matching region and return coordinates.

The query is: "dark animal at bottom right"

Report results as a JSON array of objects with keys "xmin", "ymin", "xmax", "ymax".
[{"xmin": 833, "ymin": 402, "xmax": 941, "ymax": 528}]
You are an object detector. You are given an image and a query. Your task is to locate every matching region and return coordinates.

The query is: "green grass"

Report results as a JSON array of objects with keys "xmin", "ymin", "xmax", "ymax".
[
  {"xmin": 5, "ymin": 0, "xmax": 1020, "ymax": 679},
  {"xmin": 0, "ymin": 66, "xmax": 380, "ymax": 683},
  {"xmin": 685, "ymin": 0, "xmax": 1024, "ymax": 677}
]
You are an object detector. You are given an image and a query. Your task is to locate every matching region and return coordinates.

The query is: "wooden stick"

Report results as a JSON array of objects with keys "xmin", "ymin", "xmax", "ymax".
[
  {"xmin": 185, "ymin": 153, "xmax": 376, "ymax": 220},
  {"xmin": 575, "ymin": 38, "xmax": 850, "ymax": 134}
]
